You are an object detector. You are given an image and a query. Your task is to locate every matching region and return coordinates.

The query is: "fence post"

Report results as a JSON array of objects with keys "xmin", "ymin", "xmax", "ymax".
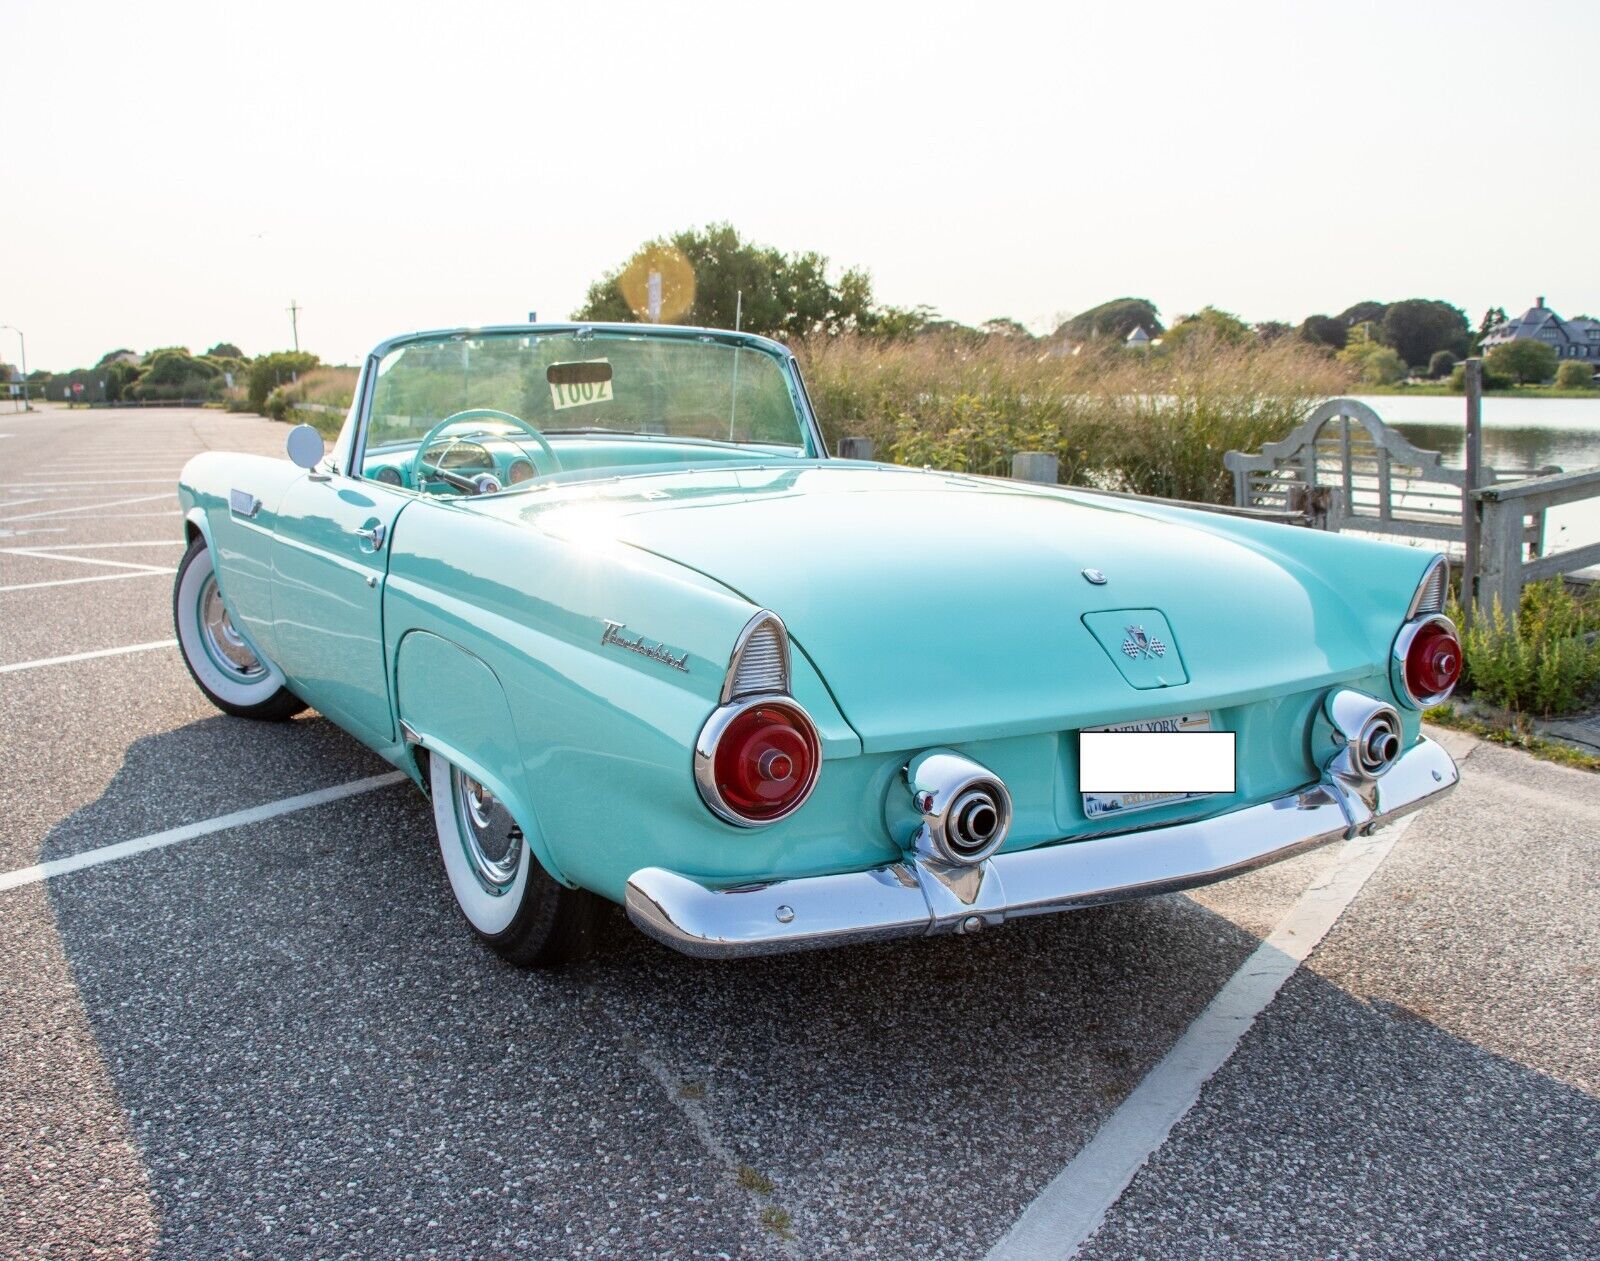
[
  {"xmin": 1011, "ymin": 451, "xmax": 1059, "ymax": 483},
  {"xmin": 1474, "ymin": 491, "xmax": 1524, "ymax": 623},
  {"xmin": 1461, "ymin": 359, "xmax": 1484, "ymax": 621},
  {"xmin": 836, "ymin": 436, "xmax": 875, "ymax": 461}
]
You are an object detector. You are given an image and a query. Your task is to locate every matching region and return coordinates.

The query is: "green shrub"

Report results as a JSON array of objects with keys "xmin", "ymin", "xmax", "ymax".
[
  {"xmin": 1485, "ymin": 338, "xmax": 1558, "ymax": 384},
  {"xmin": 1554, "ymin": 360, "xmax": 1595, "ymax": 390},
  {"xmin": 1457, "ymin": 581, "xmax": 1600, "ymax": 717},
  {"xmin": 128, "ymin": 349, "xmax": 223, "ymax": 401},
  {"xmin": 246, "ymin": 351, "xmax": 320, "ymax": 412},
  {"xmin": 1448, "ymin": 362, "xmax": 1515, "ymax": 392},
  {"xmin": 1427, "ymin": 349, "xmax": 1457, "ymax": 379}
]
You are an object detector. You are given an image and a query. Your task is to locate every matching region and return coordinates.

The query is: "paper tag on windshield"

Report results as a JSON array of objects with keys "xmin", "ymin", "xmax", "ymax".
[{"xmin": 549, "ymin": 360, "xmax": 613, "ymax": 410}]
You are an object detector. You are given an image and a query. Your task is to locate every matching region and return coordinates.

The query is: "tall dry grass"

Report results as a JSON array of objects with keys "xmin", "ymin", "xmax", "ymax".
[{"xmin": 796, "ymin": 333, "xmax": 1354, "ymax": 503}]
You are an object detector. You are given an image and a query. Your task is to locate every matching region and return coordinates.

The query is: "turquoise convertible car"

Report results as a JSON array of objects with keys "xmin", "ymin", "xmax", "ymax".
[{"xmin": 176, "ymin": 324, "xmax": 1462, "ymax": 965}]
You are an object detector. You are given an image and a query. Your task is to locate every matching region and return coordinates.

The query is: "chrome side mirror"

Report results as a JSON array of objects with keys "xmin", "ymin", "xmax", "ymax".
[{"xmin": 286, "ymin": 424, "xmax": 326, "ymax": 471}]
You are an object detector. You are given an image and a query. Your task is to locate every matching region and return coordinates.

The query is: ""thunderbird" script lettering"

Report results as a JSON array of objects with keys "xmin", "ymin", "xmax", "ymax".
[{"xmin": 601, "ymin": 620, "xmax": 690, "ymax": 672}]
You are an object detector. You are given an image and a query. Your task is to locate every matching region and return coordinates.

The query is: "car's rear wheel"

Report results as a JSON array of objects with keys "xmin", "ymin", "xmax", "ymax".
[
  {"xmin": 428, "ymin": 751, "xmax": 600, "ymax": 966},
  {"xmin": 174, "ymin": 535, "xmax": 305, "ymax": 721}
]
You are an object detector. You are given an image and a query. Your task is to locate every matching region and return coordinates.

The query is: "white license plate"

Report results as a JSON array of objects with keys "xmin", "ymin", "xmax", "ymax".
[{"xmin": 1079, "ymin": 712, "xmax": 1234, "ymax": 820}]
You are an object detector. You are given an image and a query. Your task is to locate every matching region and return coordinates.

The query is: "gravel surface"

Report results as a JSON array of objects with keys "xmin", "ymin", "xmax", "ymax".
[{"xmin": 3, "ymin": 406, "xmax": 1596, "ymax": 1259}]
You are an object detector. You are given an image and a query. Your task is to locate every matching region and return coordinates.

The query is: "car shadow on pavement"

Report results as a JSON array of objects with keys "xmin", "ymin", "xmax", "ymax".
[
  {"xmin": 36, "ymin": 711, "xmax": 394, "ymax": 867},
  {"xmin": 36, "ymin": 719, "xmax": 1600, "ymax": 1260}
]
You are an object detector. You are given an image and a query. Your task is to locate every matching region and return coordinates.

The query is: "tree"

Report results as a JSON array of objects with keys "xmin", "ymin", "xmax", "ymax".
[
  {"xmin": 129, "ymin": 349, "xmax": 223, "ymax": 401},
  {"xmin": 1554, "ymin": 360, "xmax": 1595, "ymax": 389},
  {"xmin": 1338, "ymin": 300, "xmax": 1388, "ymax": 328},
  {"xmin": 1298, "ymin": 314, "xmax": 1348, "ymax": 350},
  {"xmin": 206, "ymin": 342, "xmax": 243, "ymax": 360},
  {"xmin": 1253, "ymin": 320, "xmax": 1292, "ymax": 343},
  {"xmin": 574, "ymin": 223, "xmax": 876, "ymax": 339},
  {"xmin": 980, "ymin": 317, "xmax": 1034, "ymax": 340},
  {"xmin": 1162, "ymin": 306, "xmax": 1251, "ymax": 350},
  {"xmin": 1337, "ymin": 328, "xmax": 1406, "ymax": 383},
  {"xmin": 1380, "ymin": 299, "xmax": 1470, "ymax": 368},
  {"xmin": 1353, "ymin": 346, "xmax": 1406, "ymax": 385},
  {"xmin": 1427, "ymin": 350, "xmax": 1458, "ymax": 379},
  {"xmin": 1485, "ymin": 339, "xmax": 1558, "ymax": 385},
  {"xmin": 1054, "ymin": 298, "xmax": 1163, "ymax": 343},
  {"xmin": 1465, "ymin": 310, "xmax": 1504, "ymax": 355}
]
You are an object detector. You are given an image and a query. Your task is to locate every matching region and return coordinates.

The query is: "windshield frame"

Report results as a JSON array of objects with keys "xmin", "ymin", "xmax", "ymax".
[{"xmin": 342, "ymin": 323, "xmax": 828, "ymax": 488}]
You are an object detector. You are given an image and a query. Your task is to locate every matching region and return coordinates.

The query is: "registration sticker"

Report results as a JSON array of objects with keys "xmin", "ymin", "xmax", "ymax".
[
  {"xmin": 1079, "ymin": 712, "xmax": 1233, "ymax": 820},
  {"xmin": 549, "ymin": 360, "xmax": 614, "ymax": 410}
]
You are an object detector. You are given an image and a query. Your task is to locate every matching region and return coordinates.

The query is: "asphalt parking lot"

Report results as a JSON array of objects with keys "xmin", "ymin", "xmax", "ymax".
[{"xmin": 2, "ymin": 404, "xmax": 1596, "ymax": 1260}]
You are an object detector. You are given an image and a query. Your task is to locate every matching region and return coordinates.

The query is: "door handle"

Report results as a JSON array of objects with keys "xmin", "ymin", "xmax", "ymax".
[{"xmin": 356, "ymin": 522, "xmax": 386, "ymax": 551}]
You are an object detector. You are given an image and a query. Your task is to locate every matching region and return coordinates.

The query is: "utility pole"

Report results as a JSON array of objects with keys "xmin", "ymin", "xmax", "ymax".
[{"xmin": 286, "ymin": 300, "xmax": 302, "ymax": 352}]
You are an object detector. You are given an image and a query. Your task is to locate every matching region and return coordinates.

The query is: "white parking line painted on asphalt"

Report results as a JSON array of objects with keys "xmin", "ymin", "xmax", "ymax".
[
  {"xmin": 0, "ymin": 639, "xmax": 177, "ymax": 674},
  {"xmin": 0, "ymin": 569, "xmax": 172, "ymax": 592},
  {"xmin": 0, "ymin": 479, "xmax": 175, "ymax": 487},
  {"xmin": 74, "ymin": 511, "xmax": 183, "ymax": 520},
  {"xmin": 4, "ymin": 539, "xmax": 184, "ymax": 551},
  {"xmin": 0, "ymin": 493, "xmax": 174, "ymax": 522},
  {"xmin": 0, "ymin": 773, "xmax": 408, "ymax": 893},
  {"xmin": 985, "ymin": 818, "xmax": 1417, "ymax": 1261},
  {"xmin": 2, "ymin": 548, "xmax": 170, "ymax": 574}
]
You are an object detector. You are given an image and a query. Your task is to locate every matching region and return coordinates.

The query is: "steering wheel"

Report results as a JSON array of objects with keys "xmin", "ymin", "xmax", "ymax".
[{"xmin": 410, "ymin": 408, "xmax": 563, "ymax": 493}]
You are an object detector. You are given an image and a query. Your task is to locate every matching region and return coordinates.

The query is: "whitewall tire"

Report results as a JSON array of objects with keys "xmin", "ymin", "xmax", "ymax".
[
  {"xmin": 427, "ymin": 750, "xmax": 599, "ymax": 966},
  {"xmin": 174, "ymin": 536, "xmax": 304, "ymax": 721}
]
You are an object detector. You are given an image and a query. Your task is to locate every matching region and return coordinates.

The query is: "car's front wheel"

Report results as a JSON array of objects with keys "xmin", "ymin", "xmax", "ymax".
[
  {"xmin": 174, "ymin": 535, "xmax": 305, "ymax": 721},
  {"xmin": 427, "ymin": 752, "xmax": 600, "ymax": 966}
]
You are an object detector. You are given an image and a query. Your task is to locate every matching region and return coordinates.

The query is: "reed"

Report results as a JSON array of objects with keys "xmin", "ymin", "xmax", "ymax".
[{"xmin": 796, "ymin": 332, "xmax": 1353, "ymax": 504}]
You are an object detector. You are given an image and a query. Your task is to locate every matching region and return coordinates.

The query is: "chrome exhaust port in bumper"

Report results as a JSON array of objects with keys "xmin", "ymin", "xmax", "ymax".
[{"xmin": 624, "ymin": 729, "xmax": 1459, "ymax": 960}]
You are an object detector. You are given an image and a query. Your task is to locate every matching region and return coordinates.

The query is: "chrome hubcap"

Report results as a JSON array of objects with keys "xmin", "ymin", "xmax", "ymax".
[
  {"xmin": 199, "ymin": 575, "xmax": 265, "ymax": 679},
  {"xmin": 453, "ymin": 769, "xmax": 522, "ymax": 894}
]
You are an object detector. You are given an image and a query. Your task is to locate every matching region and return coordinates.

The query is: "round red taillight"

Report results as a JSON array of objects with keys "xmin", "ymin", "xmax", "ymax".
[
  {"xmin": 1405, "ymin": 619, "xmax": 1462, "ymax": 701},
  {"xmin": 704, "ymin": 701, "xmax": 820, "ymax": 824}
]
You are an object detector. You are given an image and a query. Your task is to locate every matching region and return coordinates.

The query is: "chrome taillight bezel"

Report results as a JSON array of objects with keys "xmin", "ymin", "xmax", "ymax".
[
  {"xmin": 694, "ymin": 694, "xmax": 822, "ymax": 828},
  {"xmin": 1391, "ymin": 612, "xmax": 1461, "ymax": 709}
]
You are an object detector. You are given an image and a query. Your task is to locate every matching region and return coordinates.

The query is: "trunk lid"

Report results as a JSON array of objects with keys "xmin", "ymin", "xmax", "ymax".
[{"xmin": 496, "ymin": 464, "xmax": 1406, "ymax": 750}]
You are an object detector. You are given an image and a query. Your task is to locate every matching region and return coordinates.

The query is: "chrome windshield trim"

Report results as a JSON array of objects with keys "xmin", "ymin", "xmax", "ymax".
[
  {"xmin": 627, "ymin": 735, "xmax": 1459, "ymax": 958},
  {"xmin": 348, "ymin": 324, "xmax": 823, "ymax": 469}
]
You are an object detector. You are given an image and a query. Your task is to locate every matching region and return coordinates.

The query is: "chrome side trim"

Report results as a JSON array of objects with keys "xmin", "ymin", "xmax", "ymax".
[{"xmin": 626, "ymin": 736, "xmax": 1459, "ymax": 959}]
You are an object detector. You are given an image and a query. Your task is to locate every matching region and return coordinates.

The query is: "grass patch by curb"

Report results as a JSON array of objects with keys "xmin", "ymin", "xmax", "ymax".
[{"xmin": 1425, "ymin": 704, "xmax": 1600, "ymax": 773}]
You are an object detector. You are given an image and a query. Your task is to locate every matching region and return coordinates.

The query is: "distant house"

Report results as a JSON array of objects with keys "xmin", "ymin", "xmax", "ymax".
[
  {"xmin": 1125, "ymin": 325, "xmax": 1152, "ymax": 349},
  {"xmin": 1481, "ymin": 297, "xmax": 1600, "ymax": 361}
]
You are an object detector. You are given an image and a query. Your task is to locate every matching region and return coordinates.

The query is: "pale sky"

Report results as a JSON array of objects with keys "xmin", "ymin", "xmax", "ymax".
[{"xmin": 4, "ymin": 0, "xmax": 1595, "ymax": 371}]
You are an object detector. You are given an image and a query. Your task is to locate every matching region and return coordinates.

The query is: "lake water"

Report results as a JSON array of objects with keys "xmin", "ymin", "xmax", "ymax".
[{"xmin": 1350, "ymin": 393, "xmax": 1600, "ymax": 559}]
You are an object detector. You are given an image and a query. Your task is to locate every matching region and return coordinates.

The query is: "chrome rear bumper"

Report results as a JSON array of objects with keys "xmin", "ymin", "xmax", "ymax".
[{"xmin": 625, "ymin": 736, "xmax": 1459, "ymax": 959}]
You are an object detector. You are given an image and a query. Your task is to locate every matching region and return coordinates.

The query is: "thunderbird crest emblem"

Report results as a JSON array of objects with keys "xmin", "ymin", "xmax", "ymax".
[{"xmin": 1121, "ymin": 625, "xmax": 1166, "ymax": 660}]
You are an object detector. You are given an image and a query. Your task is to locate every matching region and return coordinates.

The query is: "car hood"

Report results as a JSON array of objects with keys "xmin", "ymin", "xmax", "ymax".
[{"xmin": 491, "ymin": 464, "xmax": 1424, "ymax": 750}]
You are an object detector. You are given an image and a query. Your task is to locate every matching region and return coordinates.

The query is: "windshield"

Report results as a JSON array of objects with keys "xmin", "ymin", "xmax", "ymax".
[{"xmin": 356, "ymin": 329, "xmax": 814, "ymax": 495}]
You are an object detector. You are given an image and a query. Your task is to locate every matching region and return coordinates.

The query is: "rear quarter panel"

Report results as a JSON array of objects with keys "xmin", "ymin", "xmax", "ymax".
[{"xmin": 381, "ymin": 499, "xmax": 884, "ymax": 903}]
